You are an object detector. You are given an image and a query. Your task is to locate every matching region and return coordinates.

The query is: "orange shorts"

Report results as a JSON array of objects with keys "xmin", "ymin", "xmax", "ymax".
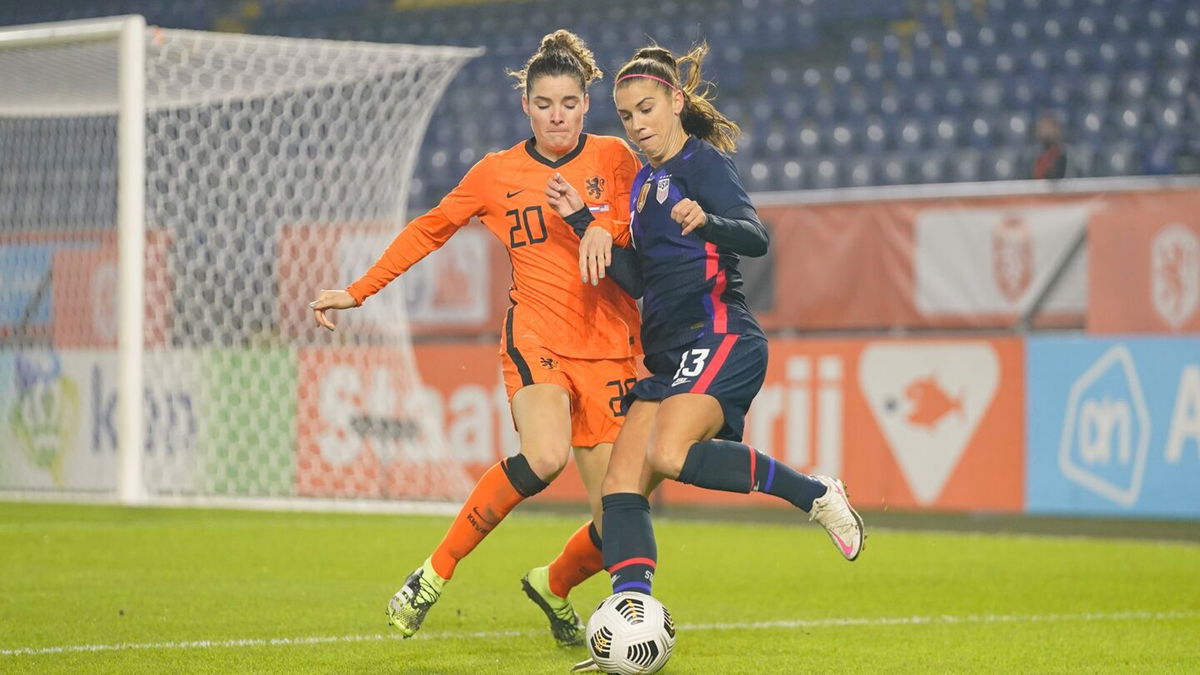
[{"xmin": 501, "ymin": 342, "xmax": 638, "ymax": 448}]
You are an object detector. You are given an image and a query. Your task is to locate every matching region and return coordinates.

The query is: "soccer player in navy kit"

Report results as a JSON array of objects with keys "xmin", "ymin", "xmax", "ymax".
[{"xmin": 548, "ymin": 44, "xmax": 866, "ymax": 616}]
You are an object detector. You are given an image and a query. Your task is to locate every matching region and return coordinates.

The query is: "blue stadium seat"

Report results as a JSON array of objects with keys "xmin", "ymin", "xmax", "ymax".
[
  {"xmin": 776, "ymin": 159, "xmax": 808, "ymax": 192},
  {"xmin": 952, "ymin": 149, "xmax": 984, "ymax": 182},
  {"xmin": 1097, "ymin": 142, "xmax": 1138, "ymax": 176},
  {"xmin": 1075, "ymin": 108, "xmax": 1107, "ymax": 145},
  {"xmin": 745, "ymin": 161, "xmax": 773, "ymax": 193},
  {"xmin": 812, "ymin": 158, "xmax": 841, "ymax": 190},
  {"xmin": 845, "ymin": 156, "xmax": 875, "ymax": 187},
  {"xmin": 985, "ymin": 148, "xmax": 1022, "ymax": 181},
  {"xmin": 916, "ymin": 152, "xmax": 949, "ymax": 183},
  {"xmin": 71, "ymin": 0, "xmax": 1185, "ymax": 199},
  {"xmin": 966, "ymin": 115, "xmax": 997, "ymax": 150},
  {"xmin": 861, "ymin": 117, "xmax": 889, "ymax": 153},
  {"xmin": 878, "ymin": 154, "xmax": 911, "ymax": 186},
  {"xmin": 829, "ymin": 123, "xmax": 856, "ymax": 156},
  {"xmin": 931, "ymin": 117, "xmax": 960, "ymax": 149},
  {"xmin": 897, "ymin": 118, "xmax": 924, "ymax": 153}
]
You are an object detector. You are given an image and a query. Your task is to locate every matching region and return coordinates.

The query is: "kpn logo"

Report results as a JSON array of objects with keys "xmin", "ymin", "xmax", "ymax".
[{"xmin": 1058, "ymin": 345, "xmax": 1150, "ymax": 507}]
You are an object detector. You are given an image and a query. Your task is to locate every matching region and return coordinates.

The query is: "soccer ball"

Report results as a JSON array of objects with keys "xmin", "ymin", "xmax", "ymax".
[{"xmin": 585, "ymin": 592, "xmax": 676, "ymax": 675}]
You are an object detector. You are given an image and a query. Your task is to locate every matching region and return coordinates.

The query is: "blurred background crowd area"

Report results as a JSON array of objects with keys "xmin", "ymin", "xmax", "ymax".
[{"xmin": 3, "ymin": 0, "xmax": 1197, "ymax": 210}]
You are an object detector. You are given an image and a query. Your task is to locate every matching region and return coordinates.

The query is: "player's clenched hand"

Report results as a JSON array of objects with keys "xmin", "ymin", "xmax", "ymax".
[
  {"xmin": 308, "ymin": 289, "xmax": 357, "ymax": 331},
  {"xmin": 544, "ymin": 172, "xmax": 585, "ymax": 218},
  {"xmin": 671, "ymin": 198, "xmax": 708, "ymax": 235},
  {"xmin": 579, "ymin": 226, "xmax": 613, "ymax": 286}
]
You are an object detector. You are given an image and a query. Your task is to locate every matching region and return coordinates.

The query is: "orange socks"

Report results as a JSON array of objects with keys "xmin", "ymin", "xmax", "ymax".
[
  {"xmin": 429, "ymin": 456, "xmax": 547, "ymax": 580},
  {"xmin": 547, "ymin": 521, "xmax": 604, "ymax": 598}
]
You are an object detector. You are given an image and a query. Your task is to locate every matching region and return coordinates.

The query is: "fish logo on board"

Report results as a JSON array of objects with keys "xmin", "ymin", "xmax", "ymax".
[{"xmin": 859, "ymin": 342, "xmax": 999, "ymax": 504}]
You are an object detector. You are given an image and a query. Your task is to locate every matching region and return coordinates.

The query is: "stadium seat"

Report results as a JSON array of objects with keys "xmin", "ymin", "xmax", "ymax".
[
  {"xmin": 20, "ymin": 0, "xmax": 1173, "ymax": 204},
  {"xmin": 916, "ymin": 152, "xmax": 949, "ymax": 183},
  {"xmin": 812, "ymin": 158, "xmax": 841, "ymax": 190},
  {"xmin": 879, "ymin": 154, "xmax": 911, "ymax": 185},
  {"xmin": 986, "ymin": 148, "xmax": 1022, "ymax": 181}
]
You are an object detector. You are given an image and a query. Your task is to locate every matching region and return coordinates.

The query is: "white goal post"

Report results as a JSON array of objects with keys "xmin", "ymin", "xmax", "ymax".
[{"xmin": 0, "ymin": 16, "xmax": 482, "ymax": 508}]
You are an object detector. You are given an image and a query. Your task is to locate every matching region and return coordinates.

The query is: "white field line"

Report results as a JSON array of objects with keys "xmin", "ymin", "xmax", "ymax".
[{"xmin": 3, "ymin": 610, "xmax": 1197, "ymax": 657}]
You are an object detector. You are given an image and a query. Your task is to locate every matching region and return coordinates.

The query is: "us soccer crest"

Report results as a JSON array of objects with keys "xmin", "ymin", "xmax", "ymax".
[
  {"xmin": 656, "ymin": 176, "xmax": 671, "ymax": 204},
  {"xmin": 636, "ymin": 181, "xmax": 651, "ymax": 212}
]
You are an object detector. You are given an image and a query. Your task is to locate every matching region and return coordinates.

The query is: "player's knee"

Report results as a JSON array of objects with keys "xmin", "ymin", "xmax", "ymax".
[
  {"xmin": 646, "ymin": 437, "xmax": 688, "ymax": 479},
  {"xmin": 519, "ymin": 447, "xmax": 569, "ymax": 483}
]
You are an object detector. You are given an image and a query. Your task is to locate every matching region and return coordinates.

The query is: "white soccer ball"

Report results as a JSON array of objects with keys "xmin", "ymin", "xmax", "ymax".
[{"xmin": 585, "ymin": 592, "xmax": 676, "ymax": 675}]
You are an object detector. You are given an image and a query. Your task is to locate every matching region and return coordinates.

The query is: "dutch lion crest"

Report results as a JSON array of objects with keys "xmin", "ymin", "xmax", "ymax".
[{"xmin": 586, "ymin": 175, "xmax": 604, "ymax": 199}]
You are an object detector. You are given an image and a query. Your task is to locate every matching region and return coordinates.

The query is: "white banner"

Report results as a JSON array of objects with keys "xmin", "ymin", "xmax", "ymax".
[
  {"xmin": 914, "ymin": 204, "xmax": 1091, "ymax": 316},
  {"xmin": 0, "ymin": 349, "xmax": 201, "ymax": 493}
]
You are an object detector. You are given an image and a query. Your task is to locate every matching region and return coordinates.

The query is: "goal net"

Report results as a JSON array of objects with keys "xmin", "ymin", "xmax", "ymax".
[{"xmin": 0, "ymin": 16, "xmax": 481, "ymax": 506}]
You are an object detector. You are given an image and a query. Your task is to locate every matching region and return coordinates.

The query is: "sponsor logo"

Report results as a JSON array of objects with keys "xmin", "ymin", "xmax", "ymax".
[
  {"xmin": 8, "ymin": 353, "xmax": 79, "ymax": 486},
  {"xmin": 1058, "ymin": 345, "xmax": 1150, "ymax": 506},
  {"xmin": 860, "ymin": 342, "xmax": 999, "ymax": 504},
  {"xmin": 992, "ymin": 214, "xmax": 1033, "ymax": 303},
  {"xmin": 744, "ymin": 354, "xmax": 844, "ymax": 478},
  {"xmin": 656, "ymin": 176, "xmax": 671, "ymax": 204},
  {"xmin": 466, "ymin": 506, "xmax": 497, "ymax": 533},
  {"xmin": 505, "ymin": 189, "xmax": 525, "ymax": 199},
  {"xmin": 585, "ymin": 175, "xmax": 605, "ymax": 199},
  {"xmin": 1150, "ymin": 224, "xmax": 1199, "ymax": 329}
]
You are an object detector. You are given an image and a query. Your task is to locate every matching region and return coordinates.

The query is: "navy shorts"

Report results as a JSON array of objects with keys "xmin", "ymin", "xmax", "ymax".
[{"xmin": 623, "ymin": 333, "xmax": 768, "ymax": 442}]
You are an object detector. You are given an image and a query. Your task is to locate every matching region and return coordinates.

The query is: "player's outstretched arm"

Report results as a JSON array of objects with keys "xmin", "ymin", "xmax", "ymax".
[{"xmin": 309, "ymin": 289, "xmax": 359, "ymax": 331}]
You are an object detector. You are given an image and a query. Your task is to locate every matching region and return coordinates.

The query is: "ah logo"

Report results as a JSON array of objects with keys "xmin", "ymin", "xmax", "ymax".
[
  {"xmin": 860, "ymin": 342, "xmax": 999, "ymax": 505},
  {"xmin": 1058, "ymin": 345, "xmax": 1151, "ymax": 506}
]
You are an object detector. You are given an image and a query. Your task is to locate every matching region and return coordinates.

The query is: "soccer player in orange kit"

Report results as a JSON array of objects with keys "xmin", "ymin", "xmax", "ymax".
[{"xmin": 308, "ymin": 30, "xmax": 642, "ymax": 645}]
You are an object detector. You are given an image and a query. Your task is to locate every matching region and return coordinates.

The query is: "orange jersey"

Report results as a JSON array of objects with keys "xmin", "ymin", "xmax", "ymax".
[{"xmin": 346, "ymin": 134, "xmax": 642, "ymax": 359}]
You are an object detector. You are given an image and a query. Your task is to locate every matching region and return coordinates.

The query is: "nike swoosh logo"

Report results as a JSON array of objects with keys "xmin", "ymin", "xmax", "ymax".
[
  {"xmin": 472, "ymin": 507, "xmax": 498, "ymax": 526},
  {"xmin": 506, "ymin": 189, "xmax": 525, "ymax": 198},
  {"xmin": 831, "ymin": 531, "xmax": 855, "ymax": 556}
]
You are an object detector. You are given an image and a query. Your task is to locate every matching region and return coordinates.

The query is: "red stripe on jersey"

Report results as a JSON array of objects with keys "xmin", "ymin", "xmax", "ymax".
[
  {"xmin": 705, "ymin": 242, "xmax": 728, "ymax": 333},
  {"xmin": 690, "ymin": 334, "xmax": 739, "ymax": 394}
]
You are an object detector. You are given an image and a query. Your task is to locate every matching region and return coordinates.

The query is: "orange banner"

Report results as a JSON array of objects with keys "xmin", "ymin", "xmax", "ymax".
[
  {"xmin": 1088, "ymin": 191, "xmax": 1200, "ymax": 333},
  {"xmin": 657, "ymin": 337, "xmax": 1026, "ymax": 512},
  {"xmin": 396, "ymin": 336, "xmax": 1026, "ymax": 513}
]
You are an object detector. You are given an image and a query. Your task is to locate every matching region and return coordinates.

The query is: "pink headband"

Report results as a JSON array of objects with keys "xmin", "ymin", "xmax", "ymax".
[{"xmin": 616, "ymin": 73, "xmax": 680, "ymax": 92}]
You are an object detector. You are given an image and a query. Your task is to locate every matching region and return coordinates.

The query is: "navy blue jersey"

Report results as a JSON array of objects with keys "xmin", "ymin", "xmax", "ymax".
[{"xmin": 629, "ymin": 136, "xmax": 767, "ymax": 355}]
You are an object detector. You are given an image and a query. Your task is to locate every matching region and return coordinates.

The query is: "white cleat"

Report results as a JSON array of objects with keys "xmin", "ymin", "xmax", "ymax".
[
  {"xmin": 570, "ymin": 657, "xmax": 602, "ymax": 672},
  {"xmin": 809, "ymin": 476, "xmax": 865, "ymax": 561}
]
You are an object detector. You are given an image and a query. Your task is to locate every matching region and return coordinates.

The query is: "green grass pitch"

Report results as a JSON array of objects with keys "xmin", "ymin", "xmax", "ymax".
[{"xmin": 2, "ymin": 502, "xmax": 1197, "ymax": 673}]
